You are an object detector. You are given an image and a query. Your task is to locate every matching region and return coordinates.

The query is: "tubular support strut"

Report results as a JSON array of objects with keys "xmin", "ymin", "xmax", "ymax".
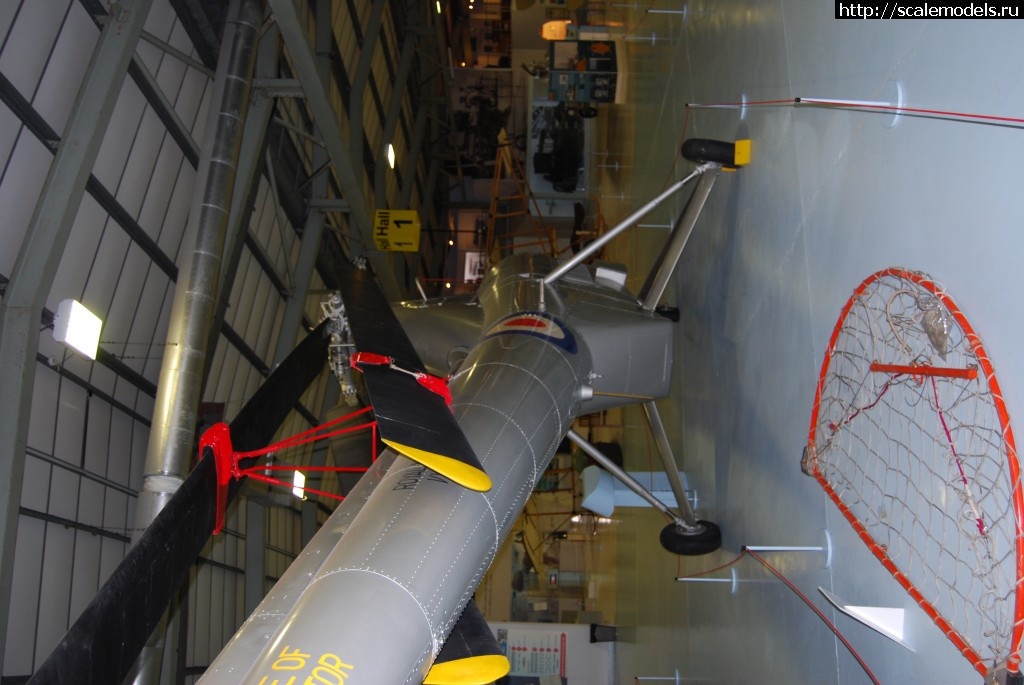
[
  {"xmin": 641, "ymin": 401, "xmax": 700, "ymax": 527},
  {"xmin": 639, "ymin": 168, "xmax": 721, "ymax": 310},
  {"xmin": 566, "ymin": 430, "xmax": 699, "ymax": 532},
  {"xmin": 543, "ymin": 163, "xmax": 718, "ymax": 285}
]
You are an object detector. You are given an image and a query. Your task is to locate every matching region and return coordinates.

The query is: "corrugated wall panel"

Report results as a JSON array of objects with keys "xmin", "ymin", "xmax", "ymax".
[
  {"xmin": 136, "ymin": 273, "xmax": 177, "ymax": 385},
  {"xmin": 98, "ymin": 535, "xmax": 129, "ymax": 603},
  {"xmin": 117, "ymin": 110, "xmax": 172, "ymax": 217},
  {"xmin": 92, "ymin": 82, "xmax": 148, "ymax": 191},
  {"xmin": 0, "ymin": 134, "xmax": 54, "ymax": 277},
  {"xmin": 86, "ymin": 223, "xmax": 135, "ymax": 328},
  {"xmin": 107, "ymin": 410, "xmax": 137, "ymax": 487},
  {"xmin": 128, "ymin": 413, "xmax": 149, "ymax": 493},
  {"xmin": 77, "ymin": 477, "xmax": 105, "ymax": 529},
  {"xmin": 0, "ymin": 1, "xmax": 72, "ymax": 100},
  {"xmin": 225, "ymin": 363, "xmax": 262, "ymax": 422},
  {"xmin": 34, "ymin": 525, "xmax": 74, "ymax": 667},
  {"xmin": 52, "ymin": 380, "xmax": 87, "ymax": 468},
  {"xmin": 47, "ymin": 464, "xmax": 79, "ymax": 521},
  {"xmin": 103, "ymin": 489, "xmax": 131, "ymax": 537},
  {"xmin": 137, "ymin": 142, "xmax": 188, "ymax": 247},
  {"xmin": 244, "ymin": 275, "xmax": 276, "ymax": 358},
  {"xmin": 48, "ymin": 196, "xmax": 108, "ymax": 309},
  {"xmin": 0, "ymin": 3, "xmax": 22, "ymax": 46},
  {"xmin": 26, "ymin": 366, "xmax": 59, "ymax": 455},
  {"xmin": 153, "ymin": 151, "xmax": 198, "ymax": 258},
  {"xmin": 19, "ymin": 457, "xmax": 50, "ymax": 511},
  {"xmin": 225, "ymin": 250, "xmax": 255, "ymax": 327},
  {"xmin": 32, "ymin": 3, "xmax": 96, "ymax": 133},
  {"xmin": 104, "ymin": 250, "xmax": 163, "ymax": 374},
  {"xmin": 82, "ymin": 398, "xmax": 113, "ymax": 475},
  {"xmin": 191, "ymin": 564, "xmax": 212, "ymax": 666},
  {"xmin": 0, "ymin": 105, "xmax": 20, "ymax": 178},
  {"xmin": 3, "ymin": 516, "xmax": 44, "ymax": 674},
  {"xmin": 208, "ymin": 338, "xmax": 234, "ymax": 405},
  {"xmin": 67, "ymin": 528, "xmax": 102, "ymax": 624}
]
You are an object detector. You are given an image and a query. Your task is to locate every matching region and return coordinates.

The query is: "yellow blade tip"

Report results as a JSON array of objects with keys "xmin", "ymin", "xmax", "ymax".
[
  {"xmin": 384, "ymin": 440, "xmax": 492, "ymax": 492},
  {"xmin": 423, "ymin": 655, "xmax": 510, "ymax": 685}
]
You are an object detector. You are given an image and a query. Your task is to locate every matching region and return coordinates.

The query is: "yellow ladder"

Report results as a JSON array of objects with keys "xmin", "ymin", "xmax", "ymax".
[{"xmin": 485, "ymin": 129, "xmax": 557, "ymax": 261}]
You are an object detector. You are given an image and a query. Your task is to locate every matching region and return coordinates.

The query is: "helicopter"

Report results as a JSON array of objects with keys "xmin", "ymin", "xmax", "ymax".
[{"xmin": 29, "ymin": 137, "xmax": 749, "ymax": 685}]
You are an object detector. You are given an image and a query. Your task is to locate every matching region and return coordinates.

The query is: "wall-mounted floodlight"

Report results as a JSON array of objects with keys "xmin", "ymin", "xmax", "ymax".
[
  {"xmin": 387, "ymin": 143, "xmax": 396, "ymax": 169},
  {"xmin": 292, "ymin": 470, "xmax": 306, "ymax": 500},
  {"xmin": 53, "ymin": 299, "xmax": 102, "ymax": 360}
]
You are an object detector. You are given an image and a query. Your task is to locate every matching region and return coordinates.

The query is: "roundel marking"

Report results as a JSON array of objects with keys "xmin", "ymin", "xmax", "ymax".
[{"xmin": 484, "ymin": 311, "xmax": 577, "ymax": 353}]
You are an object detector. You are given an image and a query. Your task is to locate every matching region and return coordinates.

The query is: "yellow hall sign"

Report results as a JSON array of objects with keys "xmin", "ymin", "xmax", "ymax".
[{"xmin": 373, "ymin": 209, "xmax": 421, "ymax": 252}]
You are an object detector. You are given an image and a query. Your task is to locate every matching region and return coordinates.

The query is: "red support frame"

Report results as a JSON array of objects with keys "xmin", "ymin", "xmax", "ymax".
[{"xmin": 201, "ymin": 406, "xmax": 378, "ymax": 535}]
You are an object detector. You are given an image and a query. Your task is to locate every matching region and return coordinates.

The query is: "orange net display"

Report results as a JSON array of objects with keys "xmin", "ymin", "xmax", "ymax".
[{"xmin": 804, "ymin": 268, "xmax": 1022, "ymax": 678}]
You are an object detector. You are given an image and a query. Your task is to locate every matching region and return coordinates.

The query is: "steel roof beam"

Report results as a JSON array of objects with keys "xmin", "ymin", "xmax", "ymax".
[
  {"xmin": 267, "ymin": 0, "xmax": 401, "ymax": 299},
  {"xmin": 0, "ymin": 0, "xmax": 153, "ymax": 672}
]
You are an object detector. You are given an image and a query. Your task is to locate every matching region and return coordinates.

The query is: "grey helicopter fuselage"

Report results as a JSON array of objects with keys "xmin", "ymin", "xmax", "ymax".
[{"xmin": 200, "ymin": 253, "xmax": 674, "ymax": 684}]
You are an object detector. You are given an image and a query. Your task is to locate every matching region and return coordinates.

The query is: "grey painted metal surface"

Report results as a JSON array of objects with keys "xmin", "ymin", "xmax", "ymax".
[
  {"xmin": 560, "ymin": 263, "xmax": 675, "ymax": 413},
  {"xmin": 0, "ymin": 0, "xmax": 153, "ymax": 672},
  {"xmin": 392, "ymin": 296, "xmax": 484, "ymax": 376},
  {"xmin": 203, "ymin": 453, "xmax": 398, "ymax": 682},
  {"xmin": 200, "ymin": 253, "xmax": 677, "ymax": 683}
]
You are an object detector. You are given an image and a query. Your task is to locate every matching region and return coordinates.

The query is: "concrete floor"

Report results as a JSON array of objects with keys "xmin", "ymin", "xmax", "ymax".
[{"xmin": 583, "ymin": 2, "xmax": 1024, "ymax": 683}]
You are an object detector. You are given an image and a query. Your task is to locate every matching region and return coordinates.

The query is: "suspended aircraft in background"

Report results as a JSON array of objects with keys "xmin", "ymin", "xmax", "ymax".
[{"xmin": 28, "ymin": 137, "xmax": 748, "ymax": 685}]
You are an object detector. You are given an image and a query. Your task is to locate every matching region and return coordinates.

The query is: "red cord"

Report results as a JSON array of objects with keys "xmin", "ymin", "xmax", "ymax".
[
  {"xmin": 676, "ymin": 549, "xmax": 882, "ymax": 685},
  {"xmin": 233, "ymin": 405, "xmax": 375, "ymax": 460},
  {"xmin": 686, "ymin": 98, "xmax": 1024, "ymax": 128},
  {"xmin": 930, "ymin": 376, "xmax": 987, "ymax": 536},
  {"xmin": 202, "ymin": 406, "xmax": 379, "ymax": 532},
  {"xmin": 744, "ymin": 549, "xmax": 883, "ymax": 685}
]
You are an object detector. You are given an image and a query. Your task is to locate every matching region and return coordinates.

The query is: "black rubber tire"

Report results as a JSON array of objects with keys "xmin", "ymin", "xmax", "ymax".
[
  {"xmin": 580, "ymin": 106, "xmax": 598, "ymax": 118},
  {"xmin": 680, "ymin": 138, "xmax": 735, "ymax": 166},
  {"xmin": 660, "ymin": 520, "xmax": 722, "ymax": 555}
]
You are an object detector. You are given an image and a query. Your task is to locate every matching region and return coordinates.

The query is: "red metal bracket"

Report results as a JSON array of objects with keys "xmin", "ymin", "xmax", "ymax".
[
  {"xmin": 415, "ymin": 372, "xmax": 452, "ymax": 405},
  {"xmin": 199, "ymin": 409, "xmax": 378, "ymax": 535},
  {"xmin": 351, "ymin": 350, "xmax": 452, "ymax": 405},
  {"xmin": 351, "ymin": 351, "xmax": 392, "ymax": 368},
  {"xmin": 200, "ymin": 422, "xmax": 235, "ymax": 535}
]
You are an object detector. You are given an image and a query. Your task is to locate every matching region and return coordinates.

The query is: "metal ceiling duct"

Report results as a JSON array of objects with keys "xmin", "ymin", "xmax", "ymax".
[{"xmin": 127, "ymin": 0, "xmax": 262, "ymax": 680}]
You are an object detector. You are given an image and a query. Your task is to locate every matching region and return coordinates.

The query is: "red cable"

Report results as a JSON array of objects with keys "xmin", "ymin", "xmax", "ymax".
[
  {"xmin": 744, "ymin": 549, "xmax": 883, "ymax": 685},
  {"xmin": 208, "ymin": 406, "xmax": 378, "ymax": 515},
  {"xmin": 930, "ymin": 376, "xmax": 987, "ymax": 536},
  {"xmin": 828, "ymin": 374, "xmax": 899, "ymax": 432},
  {"xmin": 686, "ymin": 98, "xmax": 1024, "ymax": 127},
  {"xmin": 233, "ymin": 405, "xmax": 375, "ymax": 459},
  {"xmin": 676, "ymin": 550, "xmax": 882, "ymax": 684}
]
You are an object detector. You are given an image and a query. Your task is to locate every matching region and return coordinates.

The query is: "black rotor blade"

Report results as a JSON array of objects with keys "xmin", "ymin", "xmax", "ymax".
[
  {"xmin": 336, "ymin": 258, "xmax": 425, "ymax": 370},
  {"xmin": 28, "ymin": 322, "xmax": 329, "ymax": 685},
  {"xmin": 424, "ymin": 599, "xmax": 509, "ymax": 684},
  {"xmin": 335, "ymin": 262, "xmax": 490, "ymax": 491}
]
